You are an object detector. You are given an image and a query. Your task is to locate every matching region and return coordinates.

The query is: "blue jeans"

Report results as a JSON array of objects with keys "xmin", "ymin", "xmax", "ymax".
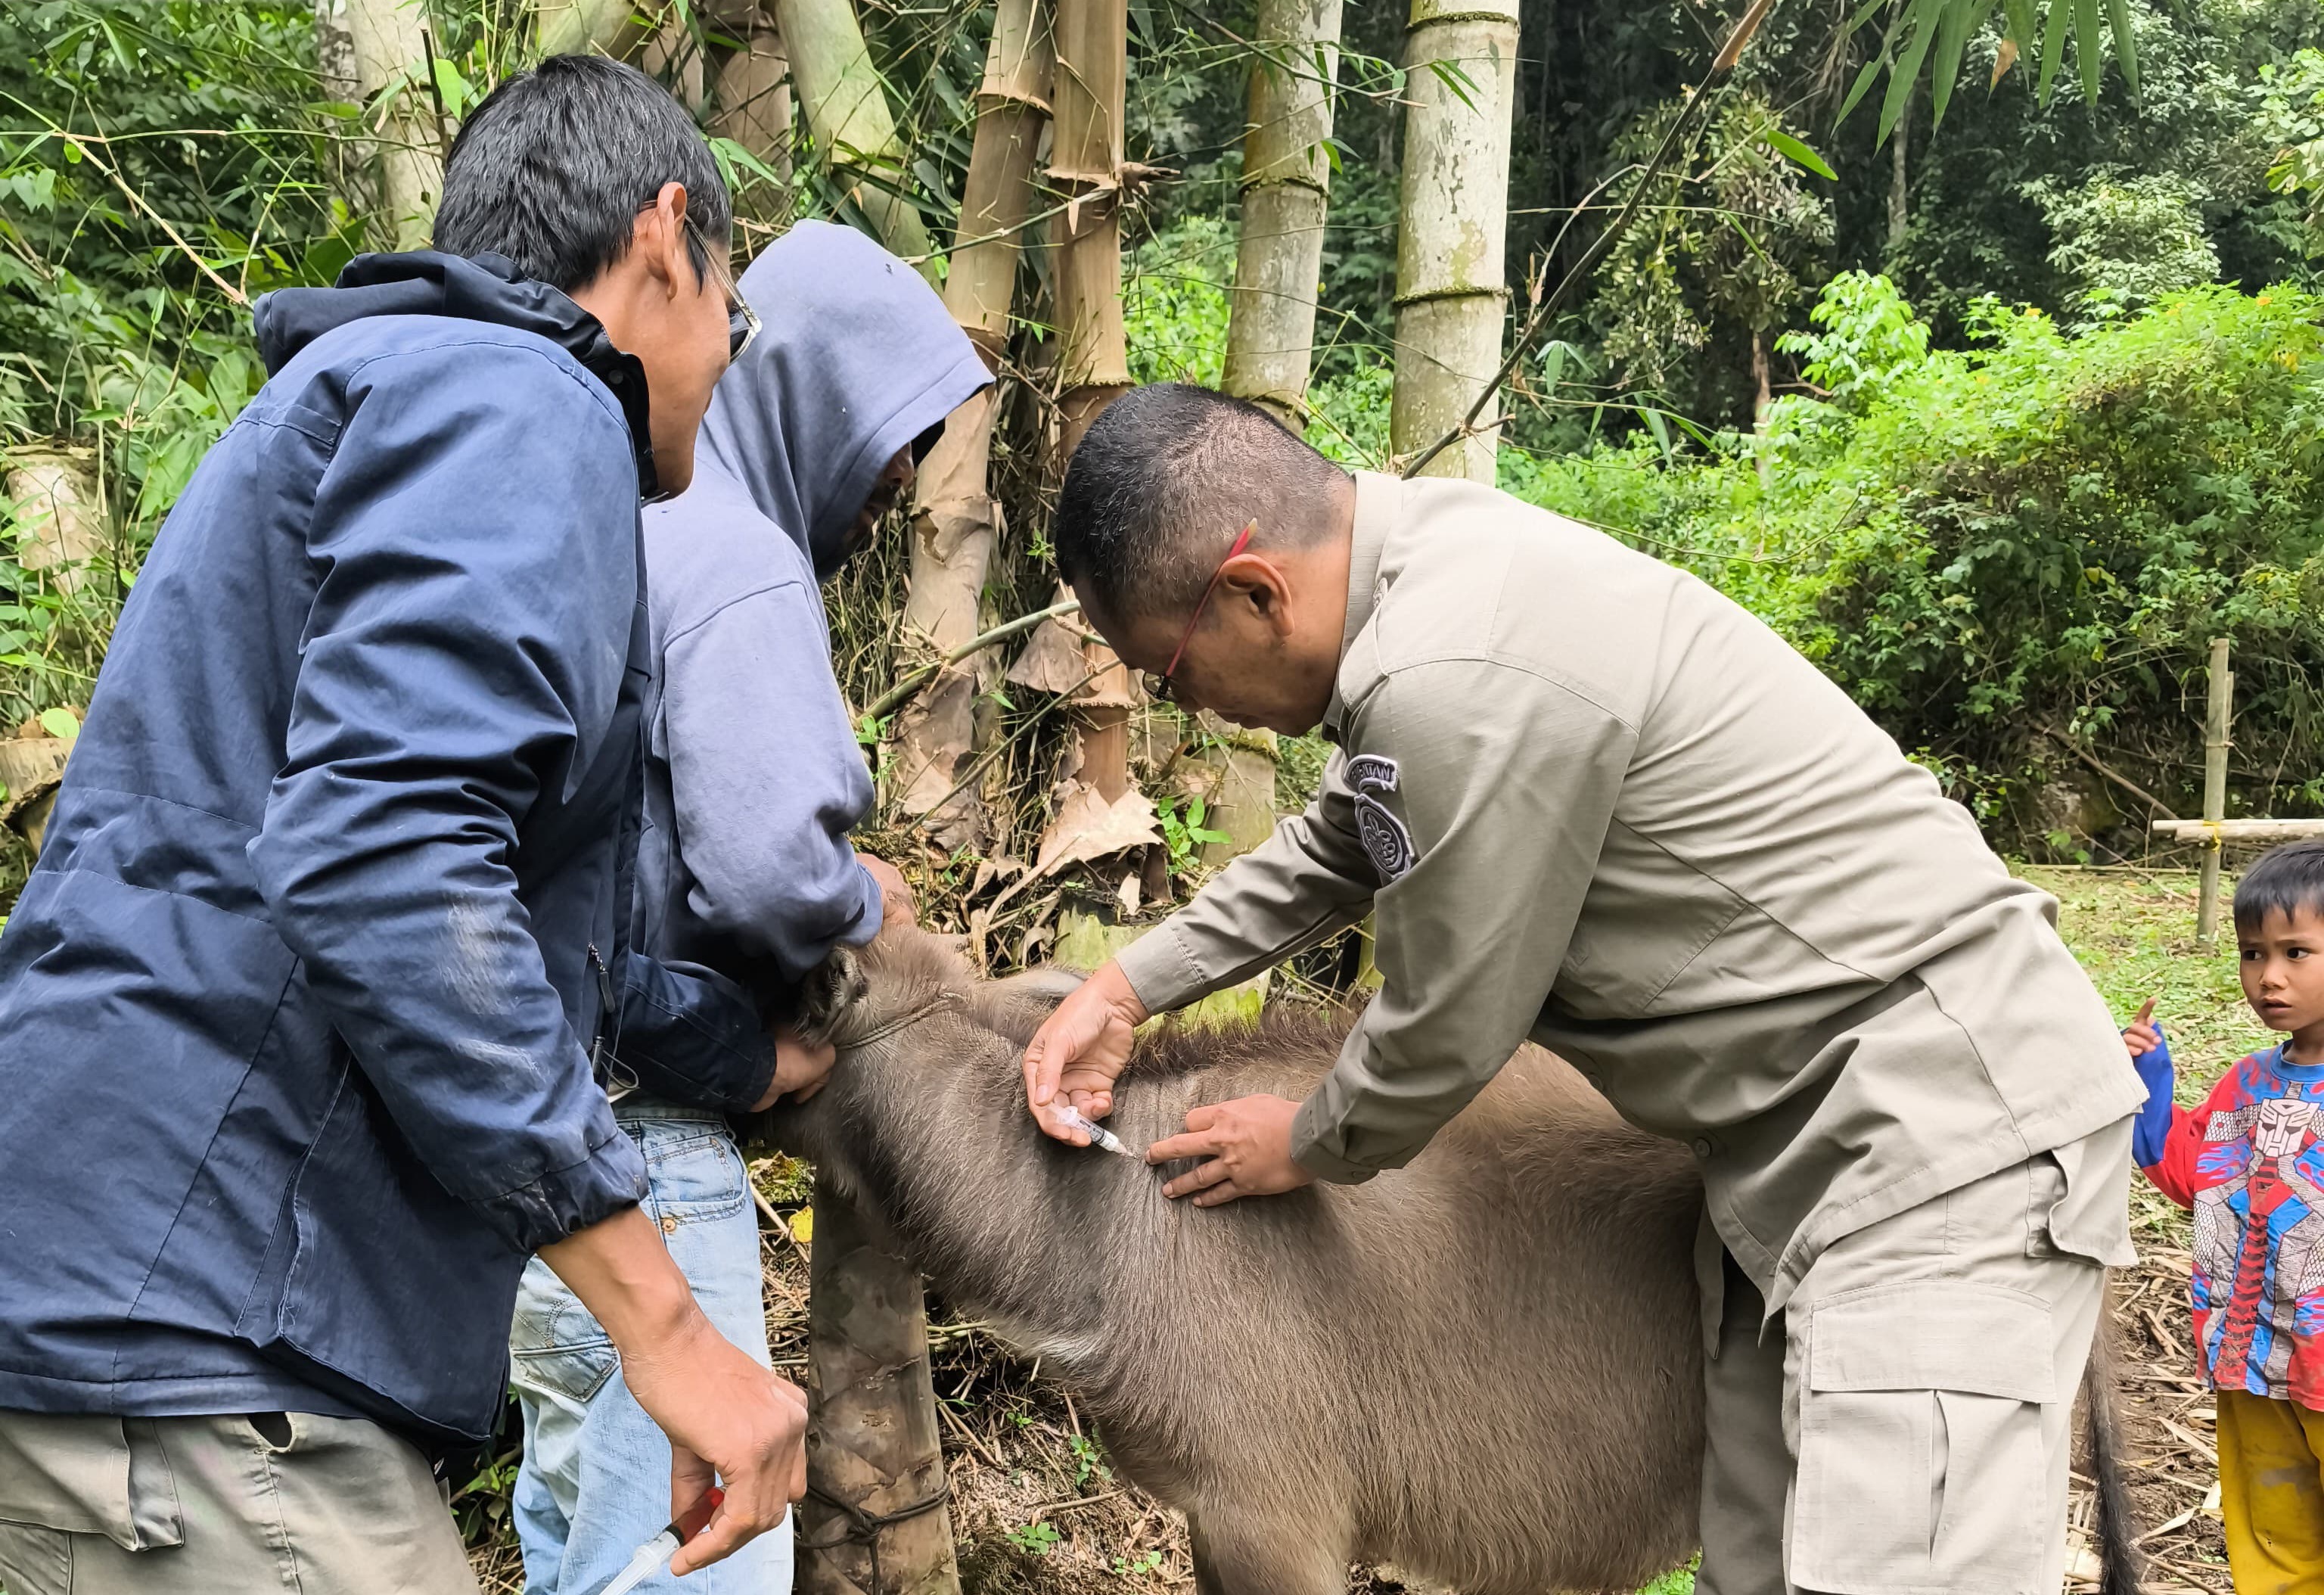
[{"xmin": 510, "ymin": 1099, "xmax": 792, "ymax": 1595}]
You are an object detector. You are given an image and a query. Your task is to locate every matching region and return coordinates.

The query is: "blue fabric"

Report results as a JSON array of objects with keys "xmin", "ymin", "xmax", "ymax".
[
  {"xmin": 0, "ymin": 250, "xmax": 756, "ymax": 1447},
  {"xmin": 2131, "ymin": 1023, "xmax": 2175, "ymax": 1169},
  {"xmin": 632, "ymin": 221, "xmax": 990, "ymax": 997},
  {"xmin": 510, "ymin": 1103, "xmax": 791, "ymax": 1595}
]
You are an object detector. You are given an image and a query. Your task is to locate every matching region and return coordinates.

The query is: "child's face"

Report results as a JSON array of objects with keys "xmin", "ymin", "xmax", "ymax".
[{"xmin": 2239, "ymin": 905, "xmax": 2324, "ymax": 1036}]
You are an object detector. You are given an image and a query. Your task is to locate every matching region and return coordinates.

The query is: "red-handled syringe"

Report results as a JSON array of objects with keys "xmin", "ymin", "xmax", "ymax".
[{"xmin": 598, "ymin": 1485, "xmax": 725, "ymax": 1595}]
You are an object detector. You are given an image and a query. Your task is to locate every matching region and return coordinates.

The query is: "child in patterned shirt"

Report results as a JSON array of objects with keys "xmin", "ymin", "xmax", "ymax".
[{"xmin": 2126, "ymin": 838, "xmax": 2324, "ymax": 1590}]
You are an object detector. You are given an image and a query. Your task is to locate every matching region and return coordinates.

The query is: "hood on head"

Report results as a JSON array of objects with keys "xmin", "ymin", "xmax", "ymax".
[
  {"xmin": 252, "ymin": 250, "xmax": 658, "ymax": 495},
  {"xmin": 696, "ymin": 220, "xmax": 992, "ymax": 579}
]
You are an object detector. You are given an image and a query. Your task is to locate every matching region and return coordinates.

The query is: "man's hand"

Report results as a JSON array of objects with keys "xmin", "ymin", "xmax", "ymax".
[
  {"xmin": 2123, "ymin": 995, "xmax": 2161, "ymax": 1058},
  {"xmin": 1147, "ymin": 1093, "xmax": 1316, "ymax": 1206},
  {"xmin": 858, "ymin": 851, "xmax": 917, "ymax": 930},
  {"xmin": 540, "ymin": 1208, "xmax": 807, "ymax": 1575},
  {"xmin": 751, "ymin": 1025, "xmax": 837, "ymax": 1112},
  {"xmin": 1023, "ymin": 959, "xmax": 1148, "ymax": 1143}
]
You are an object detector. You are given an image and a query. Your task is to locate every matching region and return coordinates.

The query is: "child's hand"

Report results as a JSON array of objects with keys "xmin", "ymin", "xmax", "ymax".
[{"xmin": 2123, "ymin": 996, "xmax": 2164, "ymax": 1059}]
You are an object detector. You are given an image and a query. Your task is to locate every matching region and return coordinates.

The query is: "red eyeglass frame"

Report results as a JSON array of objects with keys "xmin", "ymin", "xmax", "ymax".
[{"xmin": 1148, "ymin": 520, "xmax": 1256, "ymax": 704}]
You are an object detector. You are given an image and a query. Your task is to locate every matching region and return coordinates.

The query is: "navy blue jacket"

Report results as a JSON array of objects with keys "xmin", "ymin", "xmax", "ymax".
[{"xmin": 0, "ymin": 253, "xmax": 764, "ymax": 1446}]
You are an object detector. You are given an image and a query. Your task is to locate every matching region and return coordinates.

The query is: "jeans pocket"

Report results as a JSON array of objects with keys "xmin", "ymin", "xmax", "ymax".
[
  {"xmin": 638, "ymin": 1124, "xmax": 748, "ymax": 1228},
  {"xmin": 1792, "ymin": 1282, "xmax": 2052, "ymax": 1595},
  {"xmin": 508, "ymin": 1260, "xmax": 618, "ymax": 1407}
]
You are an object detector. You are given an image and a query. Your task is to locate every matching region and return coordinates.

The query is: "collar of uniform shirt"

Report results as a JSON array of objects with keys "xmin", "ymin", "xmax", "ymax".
[{"xmin": 1322, "ymin": 471, "xmax": 1400, "ymax": 737}]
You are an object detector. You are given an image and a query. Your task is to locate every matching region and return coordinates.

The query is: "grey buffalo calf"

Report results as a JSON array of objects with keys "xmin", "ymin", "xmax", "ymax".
[{"xmin": 764, "ymin": 928, "xmax": 1707, "ymax": 1595}]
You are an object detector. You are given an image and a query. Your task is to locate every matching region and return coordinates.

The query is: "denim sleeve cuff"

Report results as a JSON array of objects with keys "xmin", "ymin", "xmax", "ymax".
[{"xmin": 476, "ymin": 1124, "xmax": 649, "ymax": 1253}]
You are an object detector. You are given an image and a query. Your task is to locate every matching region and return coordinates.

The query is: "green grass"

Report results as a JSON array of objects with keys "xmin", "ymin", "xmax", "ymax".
[{"xmin": 2022, "ymin": 865, "xmax": 2263, "ymax": 1105}]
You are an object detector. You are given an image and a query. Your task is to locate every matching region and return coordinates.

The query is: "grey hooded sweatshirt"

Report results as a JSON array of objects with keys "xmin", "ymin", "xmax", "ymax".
[{"xmin": 632, "ymin": 220, "xmax": 989, "ymax": 1043}]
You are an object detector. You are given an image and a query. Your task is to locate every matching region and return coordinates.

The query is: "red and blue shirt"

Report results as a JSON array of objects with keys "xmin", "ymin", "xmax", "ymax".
[{"xmin": 2139, "ymin": 1042, "xmax": 2324, "ymax": 1410}]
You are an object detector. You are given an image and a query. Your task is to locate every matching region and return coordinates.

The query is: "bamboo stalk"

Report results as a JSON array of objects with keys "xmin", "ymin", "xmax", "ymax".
[
  {"xmin": 891, "ymin": 0, "xmax": 1055, "ymax": 841},
  {"xmin": 1387, "ymin": 0, "xmax": 1520, "ymax": 482},
  {"xmin": 2198, "ymin": 637, "xmax": 2233, "ymax": 949},
  {"xmin": 340, "ymin": 0, "xmax": 444, "ymax": 250},
  {"xmin": 533, "ymin": 0, "xmax": 655, "ymax": 58},
  {"xmin": 710, "ymin": 5, "xmax": 796, "ymax": 190},
  {"xmin": 774, "ymin": 0, "xmax": 937, "ymax": 269},
  {"xmin": 798, "ymin": 1189, "xmax": 960, "ymax": 1595},
  {"xmin": 1049, "ymin": 0, "xmax": 1135, "ymax": 803},
  {"xmin": 2154, "ymin": 819, "xmax": 2324, "ymax": 845},
  {"xmin": 1220, "ymin": 0, "xmax": 1343, "ymax": 424}
]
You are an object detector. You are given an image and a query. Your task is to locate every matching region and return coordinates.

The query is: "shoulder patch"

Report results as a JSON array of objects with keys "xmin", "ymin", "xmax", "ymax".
[{"xmin": 1347, "ymin": 754, "xmax": 1415, "ymax": 883}]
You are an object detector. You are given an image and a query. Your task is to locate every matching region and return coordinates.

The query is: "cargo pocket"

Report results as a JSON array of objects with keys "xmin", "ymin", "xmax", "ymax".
[{"xmin": 1791, "ymin": 1282, "xmax": 2052, "ymax": 1595}]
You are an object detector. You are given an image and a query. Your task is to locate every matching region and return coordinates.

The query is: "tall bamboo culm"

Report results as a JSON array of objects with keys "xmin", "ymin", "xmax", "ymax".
[
  {"xmin": 1198, "ymin": 0, "xmax": 1343, "ymax": 860},
  {"xmin": 709, "ymin": 2, "xmax": 796, "ymax": 188},
  {"xmin": 1049, "ymin": 0, "xmax": 1136, "ymax": 802},
  {"xmin": 1387, "ymin": 0, "xmax": 1519, "ymax": 481},
  {"xmin": 774, "ymin": 0, "xmax": 937, "ymax": 269},
  {"xmin": 1222, "ymin": 0, "xmax": 1342, "ymax": 424},
  {"xmin": 890, "ymin": 0, "xmax": 1055, "ymax": 842},
  {"xmin": 330, "ymin": 0, "xmax": 443, "ymax": 249}
]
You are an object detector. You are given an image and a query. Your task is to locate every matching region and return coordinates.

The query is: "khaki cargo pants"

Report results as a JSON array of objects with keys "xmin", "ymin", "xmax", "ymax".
[
  {"xmin": 0, "ymin": 1410, "xmax": 481, "ymax": 1594},
  {"xmin": 1698, "ymin": 1121, "xmax": 2132, "ymax": 1595}
]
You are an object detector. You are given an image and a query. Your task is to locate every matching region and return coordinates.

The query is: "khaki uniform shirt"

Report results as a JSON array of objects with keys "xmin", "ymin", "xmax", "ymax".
[{"xmin": 1114, "ymin": 472, "xmax": 2146, "ymax": 1314}]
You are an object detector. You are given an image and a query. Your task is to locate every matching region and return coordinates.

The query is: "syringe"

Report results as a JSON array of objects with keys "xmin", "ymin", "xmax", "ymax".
[
  {"xmin": 1055, "ymin": 1104, "xmax": 1141, "ymax": 1160},
  {"xmin": 599, "ymin": 1485, "xmax": 725, "ymax": 1595}
]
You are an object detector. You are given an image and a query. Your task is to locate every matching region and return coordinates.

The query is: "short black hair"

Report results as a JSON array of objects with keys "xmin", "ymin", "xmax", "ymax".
[
  {"xmin": 2235, "ymin": 839, "xmax": 2324, "ymax": 933},
  {"xmin": 433, "ymin": 55, "xmax": 730, "ymax": 293},
  {"xmin": 1054, "ymin": 384, "xmax": 1352, "ymax": 625}
]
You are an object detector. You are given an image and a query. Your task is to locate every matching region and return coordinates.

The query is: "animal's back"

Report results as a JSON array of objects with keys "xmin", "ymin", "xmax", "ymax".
[{"xmin": 1079, "ymin": 1016, "xmax": 1705, "ymax": 1594}]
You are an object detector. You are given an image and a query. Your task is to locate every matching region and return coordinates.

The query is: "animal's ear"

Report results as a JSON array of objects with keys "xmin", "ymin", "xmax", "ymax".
[
  {"xmin": 795, "ymin": 947, "xmax": 870, "ymax": 1047},
  {"xmin": 968, "ymin": 964, "xmax": 1089, "ymax": 1046}
]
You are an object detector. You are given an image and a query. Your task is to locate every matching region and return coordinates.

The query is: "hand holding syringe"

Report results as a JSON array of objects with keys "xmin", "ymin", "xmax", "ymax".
[{"xmin": 600, "ymin": 1486, "xmax": 725, "ymax": 1595}]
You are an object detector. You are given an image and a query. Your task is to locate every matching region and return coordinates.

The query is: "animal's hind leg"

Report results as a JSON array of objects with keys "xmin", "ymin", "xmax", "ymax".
[{"xmin": 1189, "ymin": 1514, "xmax": 1347, "ymax": 1595}]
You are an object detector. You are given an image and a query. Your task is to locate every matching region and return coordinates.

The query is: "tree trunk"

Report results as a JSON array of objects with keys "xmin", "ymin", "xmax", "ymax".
[
  {"xmin": 5, "ymin": 447, "xmax": 102, "ymax": 598},
  {"xmin": 345, "ymin": 0, "xmax": 444, "ymax": 249},
  {"xmin": 798, "ymin": 1189, "xmax": 960, "ymax": 1595},
  {"xmin": 1387, "ymin": 0, "xmax": 1519, "ymax": 481},
  {"xmin": 1887, "ymin": 81, "xmax": 1911, "ymax": 253},
  {"xmin": 773, "ymin": 0, "xmax": 937, "ymax": 269},
  {"xmin": 1049, "ymin": 0, "xmax": 1135, "ymax": 802},
  {"xmin": 1192, "ymin": 713, "xmax": 1279, "ymax": 867},
  {"xmin": 890, "ymin": 0, "xmax": 1054, "ymax": 844},
  {"xmin": 1220, "ymin": 0, "xmax": 1343, "ymax": 424},
  {"xmin": 709, "ymin": 2, "xmax": 797, "ymax": 188}
]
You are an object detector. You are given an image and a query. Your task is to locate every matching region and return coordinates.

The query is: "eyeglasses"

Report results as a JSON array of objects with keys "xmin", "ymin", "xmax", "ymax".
[
  {"xmin": 1142, "ymin": 520, "xmax": 1255, "ymax": 705},
  {"xmin": 679, "ymin": 214, "xmax": 760, "ymax": 362}
]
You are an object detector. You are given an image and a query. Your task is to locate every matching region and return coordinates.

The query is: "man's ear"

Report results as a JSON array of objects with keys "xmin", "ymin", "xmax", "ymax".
[
  {"xmin": 1219, "ymin": 552, "xmax": 1297, "ymax": 639},
  {"xmin": 636, "ymin": 181, "xmax": 693, "ymax": 295}
]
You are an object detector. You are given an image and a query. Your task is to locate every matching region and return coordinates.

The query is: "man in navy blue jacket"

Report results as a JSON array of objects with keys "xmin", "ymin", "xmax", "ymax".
[{"xmin": 0, "ymin": 57, "xmax": 806, "ymax": 1594}]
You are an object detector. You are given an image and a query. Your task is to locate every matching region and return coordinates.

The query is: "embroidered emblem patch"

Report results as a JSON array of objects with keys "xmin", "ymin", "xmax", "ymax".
[{"xmin": 1347, "ymin": 754, "xmax": 1415, "ymax": 883}]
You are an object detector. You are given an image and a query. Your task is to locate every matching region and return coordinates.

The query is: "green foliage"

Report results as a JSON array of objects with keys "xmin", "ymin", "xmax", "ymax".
[
  {"xmin": 1123, "ymin": 216, "xmax": 1233, "ymax": 387},
  {"xmin": 1589, "ymin": 92, "xmax": 1836, "ymax": 400},
  {"xmin": 1154, "ymin": 795, "xmax": 1229, "ymax": 867},
  {"xmin": 1508, "ymin": 273, "xmax": 2324, "ymax": 833},
  {"xmin": 2027, "ymin": 171, "xmax": 2219, "ymax": 324},
  {"xmin": 1005, "ymin": 1519, "xmax": 1063, "ymax": 1556}
]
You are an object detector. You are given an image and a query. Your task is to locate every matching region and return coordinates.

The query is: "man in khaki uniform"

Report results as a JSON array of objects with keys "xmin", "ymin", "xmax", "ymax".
[{"xmin": 1022, "ymin": 384, "xmax": 2148, "ymax": 1594}]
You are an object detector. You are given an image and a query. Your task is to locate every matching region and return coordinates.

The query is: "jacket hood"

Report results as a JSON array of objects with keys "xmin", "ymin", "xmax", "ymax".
[
  {"xmin": 252, "ymin": 251, "xmax": 660, "ymax": 496},
  {"xmin": 696, "ymin": 220, "xmax": 991, "ymax": 579}
]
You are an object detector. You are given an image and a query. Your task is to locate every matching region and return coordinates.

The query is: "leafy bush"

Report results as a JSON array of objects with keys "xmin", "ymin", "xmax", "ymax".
[{"xmin": 1507, "ymin": 272, "xmax": 2324, "ymax": 838}]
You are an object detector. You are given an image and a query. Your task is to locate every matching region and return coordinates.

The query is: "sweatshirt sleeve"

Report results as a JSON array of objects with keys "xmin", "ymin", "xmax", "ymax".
[
  {"xmin": 1111, "ymin": 746, "xmax": 1378, "ymax": 1014},
  {"xmin": 2142, "ymin": 1045, "xmax": 2226, "ymax": 1211},
  {"xmin": 660, "ymin": 580, "xmax": 882, "ymax": 984},
  {"xmin": 1289, "ymin": 659, "xmax": 1632, "ymax": 1183},
  {"xmin": 247, "ymin": 340, "xmax": 646, "ymax": 1254}
]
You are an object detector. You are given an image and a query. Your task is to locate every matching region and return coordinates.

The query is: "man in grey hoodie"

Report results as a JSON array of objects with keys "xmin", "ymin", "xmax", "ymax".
[{"xmin": 508, "ymin": 219, "xmax": 990, "ymax": 1595}]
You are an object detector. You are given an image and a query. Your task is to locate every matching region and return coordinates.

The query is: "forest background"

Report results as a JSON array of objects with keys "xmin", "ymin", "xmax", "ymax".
[{"xmin": 5, "ymin": 0, "xmax": 2324, "ymax": 926}]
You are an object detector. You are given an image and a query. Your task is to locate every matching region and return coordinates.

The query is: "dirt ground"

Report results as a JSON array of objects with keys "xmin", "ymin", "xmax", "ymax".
[{"xmin": 467, "ymin": 863, "xmax": 2251, "ymax": 1595}]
